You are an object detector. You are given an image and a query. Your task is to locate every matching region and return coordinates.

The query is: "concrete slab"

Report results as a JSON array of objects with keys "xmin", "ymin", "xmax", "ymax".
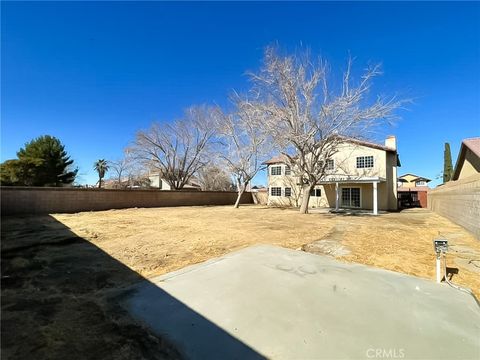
[{"xmin": 124, "ymin": 245, "xmax": 480, "ymax": 360}]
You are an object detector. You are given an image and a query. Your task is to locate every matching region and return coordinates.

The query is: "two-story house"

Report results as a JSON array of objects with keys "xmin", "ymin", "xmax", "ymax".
[
  {"xmin": 397, "ymin": 173, "xmax": 431, "ymax": 208},
  {"xmin": 265, "ymin": 136, "xmax": 400, "ymax": 214}
]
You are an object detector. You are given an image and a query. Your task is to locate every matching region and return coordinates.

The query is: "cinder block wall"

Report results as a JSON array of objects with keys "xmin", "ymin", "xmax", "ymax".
[
  {"xmin": 252, "ymin": 191, "xmax": 268, "ymax": 205},
  {"xmin": 428, "ymin": 174, "xmax": 480, "ymax": 239},
  {"xmin": 1, "ymin": 187, "xmax": 253, "ymax": 215}
]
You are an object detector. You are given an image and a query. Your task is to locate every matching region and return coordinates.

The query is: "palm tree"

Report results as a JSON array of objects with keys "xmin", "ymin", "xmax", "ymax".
[{"xmin": 94, "ymin": 159, "xmax": 109, "ymax": 188}]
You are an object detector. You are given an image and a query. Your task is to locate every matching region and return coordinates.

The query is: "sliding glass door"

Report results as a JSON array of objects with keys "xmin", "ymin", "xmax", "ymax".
[{"xmin": 341, "ymin": 188, "xmax": 361, "ymax": 208}]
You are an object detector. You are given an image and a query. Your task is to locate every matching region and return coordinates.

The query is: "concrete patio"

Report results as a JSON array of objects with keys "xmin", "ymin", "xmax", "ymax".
[{"xmin": 124, "ymin": 245, "xmax": 480, "ymax": 360}]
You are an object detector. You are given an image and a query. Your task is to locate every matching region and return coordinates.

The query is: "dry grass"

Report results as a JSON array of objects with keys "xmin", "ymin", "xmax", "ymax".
[
  {"xmin": 3, "ymin": 205, "xmax": 479, "ymax": 359},
  {"xmin": 53, "ymin": 205, "xmax": 480, "ymax": 297}
]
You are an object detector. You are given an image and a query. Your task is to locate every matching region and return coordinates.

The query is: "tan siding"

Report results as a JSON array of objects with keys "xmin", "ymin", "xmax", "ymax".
[{"xmin": 266, "ymin": 141, "xmax": 397, "ymax": 210}]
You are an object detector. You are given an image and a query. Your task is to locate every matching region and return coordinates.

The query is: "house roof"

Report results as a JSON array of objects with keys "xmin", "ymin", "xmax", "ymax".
[
  {"xmin": 452, "ymin": 137, "xmax": 480, "ymax": 180},
  {"xmin": 399, "ymin": 173, "xmax": 421, "ymax": 179},
  {"xmin": 264, "ymin": 154, "xmax": 291, "ymax": 165},
  {"xmin": 463, "ymin": 137, "xmax": 480, "ymax": 158},
  {"xmin": 398, "ymin": 174, "xmax": 431, "ymax": 182},
  {"xmin": 398, "ymin": 186, "xmax": 430, "ymax": 192},
  {"xmin": 264, "ymin": 136, "xmax": 397, "ymax": 165},
  {"xmin": 336, "ymin": 136, "xmax": 396, "ymax": 153},
  {"xmin": 413, "ymin": 176, "xmax": 431, "ymax": 182}
]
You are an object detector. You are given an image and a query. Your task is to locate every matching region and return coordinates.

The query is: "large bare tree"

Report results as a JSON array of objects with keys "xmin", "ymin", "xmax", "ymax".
[
  {"xmin": 215, "ymin": 99, "xmax": 272, "ymax": 208},
  {"xmin": 197, "ymin": 164, "xmax": 234, "ymax": 191},
  {"xmin": 131, "ymin": 106, "xmax": 217, "ymax": 190},
  {"xmin": 247, "ymin": 47, "xmax": 405, "ymax": 213},
  {"xmin": 108, "ymin": 150, "xmax": 134, "ymax": 188}
]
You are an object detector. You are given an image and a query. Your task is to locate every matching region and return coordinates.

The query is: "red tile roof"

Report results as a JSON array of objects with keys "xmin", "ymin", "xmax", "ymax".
[
  {"xmin": 463, "ymin": 137, "xmax": 480, "ymax": 158},
  {"xmin": 264, "ymin": 154, "xmax": 293, "ymax": 165},
  {"xmin": 452, "ymin": 137, "xmax": 480, "ymax": 180}
]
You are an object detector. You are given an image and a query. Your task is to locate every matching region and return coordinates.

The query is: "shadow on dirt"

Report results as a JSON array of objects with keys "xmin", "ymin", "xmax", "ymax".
[{"xmin": 1, "ymin": 215, "xmax": 263, "ymax": 360}]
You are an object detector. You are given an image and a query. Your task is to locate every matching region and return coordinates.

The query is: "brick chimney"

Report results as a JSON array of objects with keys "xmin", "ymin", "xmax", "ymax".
[{"xmin": 385, "ymin": 135, "xmax": 397, "ymax": 150}]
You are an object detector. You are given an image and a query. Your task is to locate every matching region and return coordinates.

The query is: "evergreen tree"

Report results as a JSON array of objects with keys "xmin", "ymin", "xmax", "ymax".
[
  {"xmin": 443, "ymin": 142, "xmax": 453, "ymax": 183},
  {"xmin": 0, "ymin": 135, "xmax": 77, "ymax": 186}
]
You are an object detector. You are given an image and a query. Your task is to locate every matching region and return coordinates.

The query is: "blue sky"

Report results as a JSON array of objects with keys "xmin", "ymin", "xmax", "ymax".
[{"xmin": 2, "ymin": 2, "xmax": 479, "ymax": 186}]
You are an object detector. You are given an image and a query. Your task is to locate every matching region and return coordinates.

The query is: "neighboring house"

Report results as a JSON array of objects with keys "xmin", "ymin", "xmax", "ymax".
[
  {"xmin": 148, "ymin": 173, "xmax": 201, "ymax": 191},
  {"xmin": 103, "ymin": 177, "xmax": 151, "ymax": 189},
  {"xmin": 266, "ymin": 136, "xmax": 399, "ymax": 214},
  {"xmin": 397, "ymin": 173, "xmax": 431, "ymax": 188},
  {"xmin": 452, "ymin": 137, "xmax": 480, "ymax": 180},
  {"xmin": 428, "ymin": 137, "xmax": 480, "ymax": 239},
  {"xmin": 250, "ymin": 185, "xmax": 267, "ymax": 192},
  {"xmin": 397, "ymin": 173, "xmax": 431, "ymax": 208}
]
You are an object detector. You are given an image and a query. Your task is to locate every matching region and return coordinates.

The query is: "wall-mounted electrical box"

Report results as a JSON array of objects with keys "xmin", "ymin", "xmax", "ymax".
[{"xmin": 433, "ymin": 239, "xmax": 448, "ymax": 254}]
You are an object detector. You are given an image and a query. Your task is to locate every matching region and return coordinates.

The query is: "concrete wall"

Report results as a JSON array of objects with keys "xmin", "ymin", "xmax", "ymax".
[
  {"xmin": 428, "ymin": 174, "xmax": 480, "ymax": 239},
  {"xmin": 252, "ymin": 191, "xmax": 268, "ymax": 205},
  {"xmin": 1, "ymin": 187, "xmax": 253, "ymax": 215}
]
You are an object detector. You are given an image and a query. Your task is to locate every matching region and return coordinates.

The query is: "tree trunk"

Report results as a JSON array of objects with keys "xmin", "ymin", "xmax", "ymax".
[
  {"xmin": 234, "ymin": 188, "xmax": 245, "ymax": 208},
  {"xmin": 299, "ymin": 184, "xmax": 314, "ymax": 214},
  {"xmin": 234, "ymin": 179, "xmax": 247, "ymax": 209},
  {"xmin": 98, "ymin": 176, "xmax": 102, "ymax": 189}
]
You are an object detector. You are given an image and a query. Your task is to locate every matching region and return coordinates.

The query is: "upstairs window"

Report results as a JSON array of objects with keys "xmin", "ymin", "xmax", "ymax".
[
  {"xmin": 319, "ymin": 159, "xmax": 335, "ymax": 171},
  {"xmin": 326, "ymin": 159, "xmax": 335, "ymax": 170},
  {"xmin": 284, "ymin": 187, "xmax": 292, "ymax": 197},
  {"xmin": 270, "ymin": 187, "xmax": 281, "ymax": 196},
  {"xmin": 356, "ymin": 156, "xmax": 374, "ymax": 169},
  {"xmin": 285, "ymin": 166, "xmax": 291, "ymax": 175},
  {"xmin": 416, "ymin": 181, "xmax": 426, "ymax": 186},
  {"xmin": 271, "ymin": 166, "xmax": 282, "ymax": 176}
]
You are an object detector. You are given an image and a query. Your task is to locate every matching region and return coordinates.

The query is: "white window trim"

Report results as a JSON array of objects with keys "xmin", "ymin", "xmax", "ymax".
[
  {"xmin": 284, "ymin": 187, "xmax": 292, "ymax": 197},
  {"xmin": 340, "ymin": 186, "xmax": 362, "ymax": 208},
  {"xmin": 356, "ymin": 156, "xmax": 374, "ymax": 169},
  {"xmin": 285, "ymin": 165, "xmax": 291, "ymax": 176},
  {"xmin": 270, "ymin": 186, "xmax": 282, "ymax": 197},
  {"xmin": 327, "ymin": 159, "xmax": 335, "ymax": 171},
  {"xmin": 271, "ymin": 166, "xmax": 282, "ymax": 176}
]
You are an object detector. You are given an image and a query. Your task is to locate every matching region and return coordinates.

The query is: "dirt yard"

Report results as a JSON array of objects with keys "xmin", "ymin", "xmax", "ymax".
[
  {"xmin": 53, "ymin": 205, "xmax": 480, "ymax": 293},
  {"xmin": 2, "ymin": 205, "xmax": 480, "ymax": 359}
]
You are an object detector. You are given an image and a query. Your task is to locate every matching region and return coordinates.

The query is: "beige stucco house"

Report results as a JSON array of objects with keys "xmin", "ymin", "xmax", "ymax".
[
  {"xmin": 148, "ymin": 173, "xmax": 201, "ymax": 190},
  {"xmin": 397, "ymin": 173, "xmax": 430, "ymax": 208},
  {"xmin": 452, "ymin": 137, "xmax": 480, "ymax": 180},
  {"xmin": 266, "ymin": 136, "xmax": 400, "ymax": 214},
  {"xmin": 397, "ymin": 173, "xmax": 431, "ymax": 188}
]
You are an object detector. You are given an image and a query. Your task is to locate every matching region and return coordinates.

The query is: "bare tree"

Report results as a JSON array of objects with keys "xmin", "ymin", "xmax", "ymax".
[
  {"xmin": 282, "ymin": 168, "xmax": 303, "ymax": 207},
  {"xmin": 246, "ymin": 47, "xmax": 406, "ymax": 213},
  {"xmin": 131, "ymin": 106, "xmax": 217, "ymax": 190},
  {"xmin": 215, "ymin": 99, "xmax": 272, "ymax": 208},
  {"xmin": 108, "ymin": 150, "xmax": 134, "ymax": 189},
  {"xmin": 197, "ymin": 165, "xmax": 234, "ymax": 191}
]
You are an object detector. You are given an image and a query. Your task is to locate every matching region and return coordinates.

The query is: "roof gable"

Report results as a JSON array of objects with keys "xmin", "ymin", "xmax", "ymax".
[
  {"xmin": 398, "ymin": 174, "xmax": 431, "ymax": 182},
  {"xmin": 452, "ymin": 137, "xmax": 480, "ymax": 180}
]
